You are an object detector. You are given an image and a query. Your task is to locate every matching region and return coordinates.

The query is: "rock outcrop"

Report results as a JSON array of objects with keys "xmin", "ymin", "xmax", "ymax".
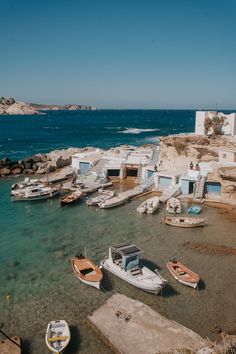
[
  {"xmin": 0, "ymin": 147, "xmax": 81, "ymax": 178},
  {"xmin": 159, "ymin": 134, "xmax": 236, "ymax": 171},
  {"xmin": 0, "ymin": 97, "xmax": 41, "ymax": 115}
]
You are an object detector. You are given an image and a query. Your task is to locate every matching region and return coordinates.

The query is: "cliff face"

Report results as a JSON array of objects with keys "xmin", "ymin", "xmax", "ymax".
[
  {"xmin": 160, "ymin": 134, "xmax": 236, "ymax": 201},
  {"xmin": 160, "ymin": 135, "xmax": 236, "ymax": 170},
  {"xmin": 159, "ymin": 135, "xmax": 220, "ymax": 170}
]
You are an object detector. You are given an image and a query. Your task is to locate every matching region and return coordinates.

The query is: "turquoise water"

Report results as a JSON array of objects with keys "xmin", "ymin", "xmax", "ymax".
[{"xmin": 1, "ymin": 177, "xmax": 236, "ymax": 353}]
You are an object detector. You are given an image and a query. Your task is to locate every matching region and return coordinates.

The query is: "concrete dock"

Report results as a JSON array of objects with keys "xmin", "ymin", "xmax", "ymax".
[
  {"xmin": 88, "ymin": 294, "xmax": 205, "ymax": 354},
  {"xmin": 0, "ymin": 336, "xmax": 21, "ymax": 354}
]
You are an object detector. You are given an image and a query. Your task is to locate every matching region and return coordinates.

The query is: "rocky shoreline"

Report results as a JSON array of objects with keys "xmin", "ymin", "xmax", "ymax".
[
  {"xmin": 0, "ymin": 147, "xmax": 84, "ymax": 178},
  {"xmin": 0, "ymin": 96, "xmax": 96, "ymax": 115}
]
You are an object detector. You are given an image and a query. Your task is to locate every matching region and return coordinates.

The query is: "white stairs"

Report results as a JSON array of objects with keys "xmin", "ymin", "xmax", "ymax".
[{"xmin": 194, "ymin": 176, "xmax": 206, "ymax": 200}]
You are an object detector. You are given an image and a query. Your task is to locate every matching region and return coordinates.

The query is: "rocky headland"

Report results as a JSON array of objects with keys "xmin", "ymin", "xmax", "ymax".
[
  {"xmin": 0, "ymin": 96, "xmax": 96, "ymax": 115},
  {"xmin": 0, "ymin": 97, "xmax": 41, "ymax": 115}
]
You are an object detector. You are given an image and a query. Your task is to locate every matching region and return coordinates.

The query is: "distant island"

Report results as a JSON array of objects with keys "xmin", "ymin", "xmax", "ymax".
[{"xmin": 0, "ymin": 96, "xmax": 96, "ymax": 115}]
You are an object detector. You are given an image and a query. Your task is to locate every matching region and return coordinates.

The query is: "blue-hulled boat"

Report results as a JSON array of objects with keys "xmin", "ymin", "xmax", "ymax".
[{"xmin": 188, "ymin": 205, "xmax": 202, "ymax": 214}]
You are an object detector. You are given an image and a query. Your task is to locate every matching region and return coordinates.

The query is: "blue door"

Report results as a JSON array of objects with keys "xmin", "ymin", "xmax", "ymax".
[
  {"xmin": 159, "ymin": 176, "xmax": 171, "ymax": 187},
  {"xmin": 147, "ymin": 170, "xmax": 154, "ymax": 179},
  {"xmin": 79, "ymin": 162, "xmax": 91, "ymax": 174},
  {"xmin": 206, "ymin": 182, "xmax": 221, "ymax": 195}
]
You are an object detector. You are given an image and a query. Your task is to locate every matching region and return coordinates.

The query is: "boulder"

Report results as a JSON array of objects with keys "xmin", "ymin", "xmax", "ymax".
[
  {"xmin": 1, "ymin": 157, "xmax": 10, "ymax": 166},
  {"xmin": 11, "ymin": 167, "xmax": 22, "ymax": 175},
  {"xmin": 0, "ymin": 167, "xmax": 11, "ymax": 176},
  {"xmin": 32, "ymin": 163, "xmax": 38, "ymax": 172},
  {"xmin": 31, "ymin": 154, "xmax": 42, "ymax": 163},
  {"xmin": 0, "ymin": 97, "xmax": 15, "ymax": 105},
  {"xmin": 47, "ymin": 147, "xmax": 81, "ymax": 169}
]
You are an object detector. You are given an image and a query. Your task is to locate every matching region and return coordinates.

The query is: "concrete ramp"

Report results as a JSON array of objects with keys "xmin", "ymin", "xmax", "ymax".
[{"xmin": 89, "ymin": 294, "xmax": 204, "ymax": 354}]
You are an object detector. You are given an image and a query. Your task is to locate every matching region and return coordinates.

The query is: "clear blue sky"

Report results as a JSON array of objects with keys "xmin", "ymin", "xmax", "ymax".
[{"xmin": 0, "ymin": 0, "xmax": 235, "ymax": 109}]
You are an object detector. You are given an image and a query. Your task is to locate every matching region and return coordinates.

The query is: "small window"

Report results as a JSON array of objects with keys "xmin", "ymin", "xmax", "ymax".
[{"xmin": 223, "ymin": 154, "xmax": 226, "ymax": 159}]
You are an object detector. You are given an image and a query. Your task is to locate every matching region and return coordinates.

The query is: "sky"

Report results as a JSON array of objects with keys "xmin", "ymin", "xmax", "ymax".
[{"xmin": 0, "ymin": 0, "xmax": 235, "ymax": 109}]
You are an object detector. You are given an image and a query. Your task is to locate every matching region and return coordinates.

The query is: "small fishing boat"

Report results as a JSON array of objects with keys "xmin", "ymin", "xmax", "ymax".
[
  {"xmin": 45, "ymin": 320, "xmax": 70, "ymax": 353},
  {"xmin": 86, "ymin": 189, "xmax": 114, "ymax": 206},
  {"xmin": 60, "ymin": 190, "xmax": 83, "ymax": 206},
  {"xmin": 166, "ymin": 197, "xmax": 182, "ymax": 214},
  {"xmin": 163, "ymin": 216, "xmax": 206, "ymax": 228},
  {"xmin": 71, "ymin": 255, "xmax": 103, "ymax": 290},
  {"xmin": 188, "ymin": 205, "xmax": 202, "ymax": 214},
  {"xmin": 101, "ymin": 243, "xmax": 166, "ymax": 294},
  {"xmin": 98, "ymin": 194, "xmax": 127, "ymax": 209},
  {"xmin": 167, "ymin": 259, "xmax": 200, "ymax": 289},
  {"xmin": 137, "ymin": 197, "xmax": 159, "ymax": 214},
  {"xmin": 11, "ymin": 184, "xmax": 60, "ymax": 201}
]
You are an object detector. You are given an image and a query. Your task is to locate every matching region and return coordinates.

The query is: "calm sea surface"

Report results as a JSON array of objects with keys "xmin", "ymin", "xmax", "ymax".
[{"xmin": 0, "ymin": 110, "xmax": 236, "ymax": 353}]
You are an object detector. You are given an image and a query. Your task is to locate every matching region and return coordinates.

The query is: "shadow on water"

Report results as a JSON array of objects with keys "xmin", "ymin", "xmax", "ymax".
[
  {"xmin": 162, "ymin": 283, "xmax": 180, "ymax": 298},
  {"xmin": 101, "ymin": 270, "xmax": 113, "ymax": 292},
  {"xmin": 197, "ymin": 278, "xmax": 206, "ymax": 291},
  {"xmin": 66, "ymin": 325, "xmax": 80, "ymax": 354},
  {"xmin": 22, "ymin": 339, "xmax": 32, "ymax": 354},
  {"xmin": 141, "ymin": 258, "xmax": 162, "ymax": 271}
]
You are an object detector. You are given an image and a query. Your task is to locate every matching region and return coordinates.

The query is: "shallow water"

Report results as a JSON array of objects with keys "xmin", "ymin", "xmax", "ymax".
[{"xmin": 1, "ymin": 178, "xmax": 236, "ymax": 353}]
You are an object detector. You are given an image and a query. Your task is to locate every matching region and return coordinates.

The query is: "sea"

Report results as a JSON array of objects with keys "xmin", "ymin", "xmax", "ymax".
[{"xmin": 0, "ymin": 110, "xmax": 236, "ymax": 354}]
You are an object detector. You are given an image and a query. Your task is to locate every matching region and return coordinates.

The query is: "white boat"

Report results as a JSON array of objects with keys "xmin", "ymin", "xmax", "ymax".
[
  {"xmin": 101, "ymin": 243, "xmax": 166, "ymax": 294},
  {"xmin": 45, "ymin": 320, "xmax": 70, "ymax": 353},
  {"xmin": 98, "ymin": 194, "xmax": 127, "ymax": 209},
  {"xmin": 137, "ymin": 197, "xmax": 159, "ymax": 214},
  {"xmin": 166, "ymin": 197, "xmax": 182, "ymax": 214},
  {"xmin": 12, "ymin": 184, "xmax": 60, "ymax": 201},
  {"xmin": 86, "ymin": 190, "xmax": 115, "ymax": 206},
  {"xmin": 11, "ymin": 177, "xmax": 42, "ymax": 196}
]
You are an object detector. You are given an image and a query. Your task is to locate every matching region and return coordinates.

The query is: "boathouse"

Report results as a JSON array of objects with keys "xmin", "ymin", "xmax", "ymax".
[
  {"xmin": 72, "ymin": 149, "xmax": 104, "ymax": 174},
  {"xmin": 180, "ymin": 169, "xmax": 199, "ymax": 195},
  {"xmin": 154, "ymin": 169, "xmax": 181, "ymax": 191}
]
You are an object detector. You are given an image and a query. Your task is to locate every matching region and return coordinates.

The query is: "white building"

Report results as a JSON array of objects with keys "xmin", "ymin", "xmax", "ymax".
[
  {"xmin": 219, "ymin": 148, "xmax": 236, "ymax": 164},
  {"xmin": 195, "ymin": 111, "xmax": 236, "ymax": 136}
]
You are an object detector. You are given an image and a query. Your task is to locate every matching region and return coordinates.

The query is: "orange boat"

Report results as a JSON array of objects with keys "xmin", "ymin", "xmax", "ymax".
[
  {"xmin": 167, "ymin": 260, "xmax": 200, "ymax": 289},
  {"xmin": 71, "ymin": 255, "xmax": 103, "ymax": 290}
]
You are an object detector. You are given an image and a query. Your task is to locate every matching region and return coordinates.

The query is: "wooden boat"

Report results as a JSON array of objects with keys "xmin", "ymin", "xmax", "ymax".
[
  {"xmin": 101, "ymin": 243, "xmax": 166, "ymax": 294},
  {"xmin": 60, "ymin": 190, "xmax": 82, "ymax": 206},
  {"xmin": 71, "ymin": 255, "xmax": 103, "ymax": 290},
  {"xmin": 98, "ymin": 194, "xmax": 127, "ymax": 209},
  {"xmin": 86, "ymin": 190, "xmax": 115, "ymax": 206},
  {"xmin": 167, "ymin": 260, "xmax": 200, "ymax": 289},
  {"xmin": 137, "ymin": 197, "xmax": 159, "ymax": 214},
  {"xmin": 163, "ymin": 216, "xmax": 206, "ymax": 228},
  {"xmin": 166, "ymin": 197, "xmax": 182, "ymax": 214},
  {"xmin": 45, "ymin": 320, "xmax": 70, "ymax": 353},
  {"xmin": 188, "ymin": 205, "xmax": 202, "ymax": 214}
]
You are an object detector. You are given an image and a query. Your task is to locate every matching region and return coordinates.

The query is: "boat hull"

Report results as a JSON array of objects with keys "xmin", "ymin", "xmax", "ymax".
[
  {"xmin": 99, "ymin": 197, "xmax": 127, "ymax": 209},
  {"xmin": 12, "ymin": 189, "xmax": 60, "ymax": 202},
  {"xmin": 101, "ymin": 259, "xmax": 164, "ymax": 295},
  {"xmin": 164, "ymin": 216, "xmax": 205, "ymax": 228},
  {"xmin": 45, "ymin": 320, "xmax": 70, "ymax": 354},
  {"xmin": 71, "ymin": 257, "xmax": 102, "ymax": 290},
  {"xmin": 167, "ymin": 262, "xmax": 199, "ymax": 289}
]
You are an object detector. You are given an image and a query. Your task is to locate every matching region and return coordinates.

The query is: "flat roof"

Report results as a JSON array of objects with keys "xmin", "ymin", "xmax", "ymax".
[
  {"xmin": 219, "ymin": 148, "xmax": 236, "ymax": 153},
  {"xmin": 111, "ymin": 243, "xmax": 142, "ymax": 256}
]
